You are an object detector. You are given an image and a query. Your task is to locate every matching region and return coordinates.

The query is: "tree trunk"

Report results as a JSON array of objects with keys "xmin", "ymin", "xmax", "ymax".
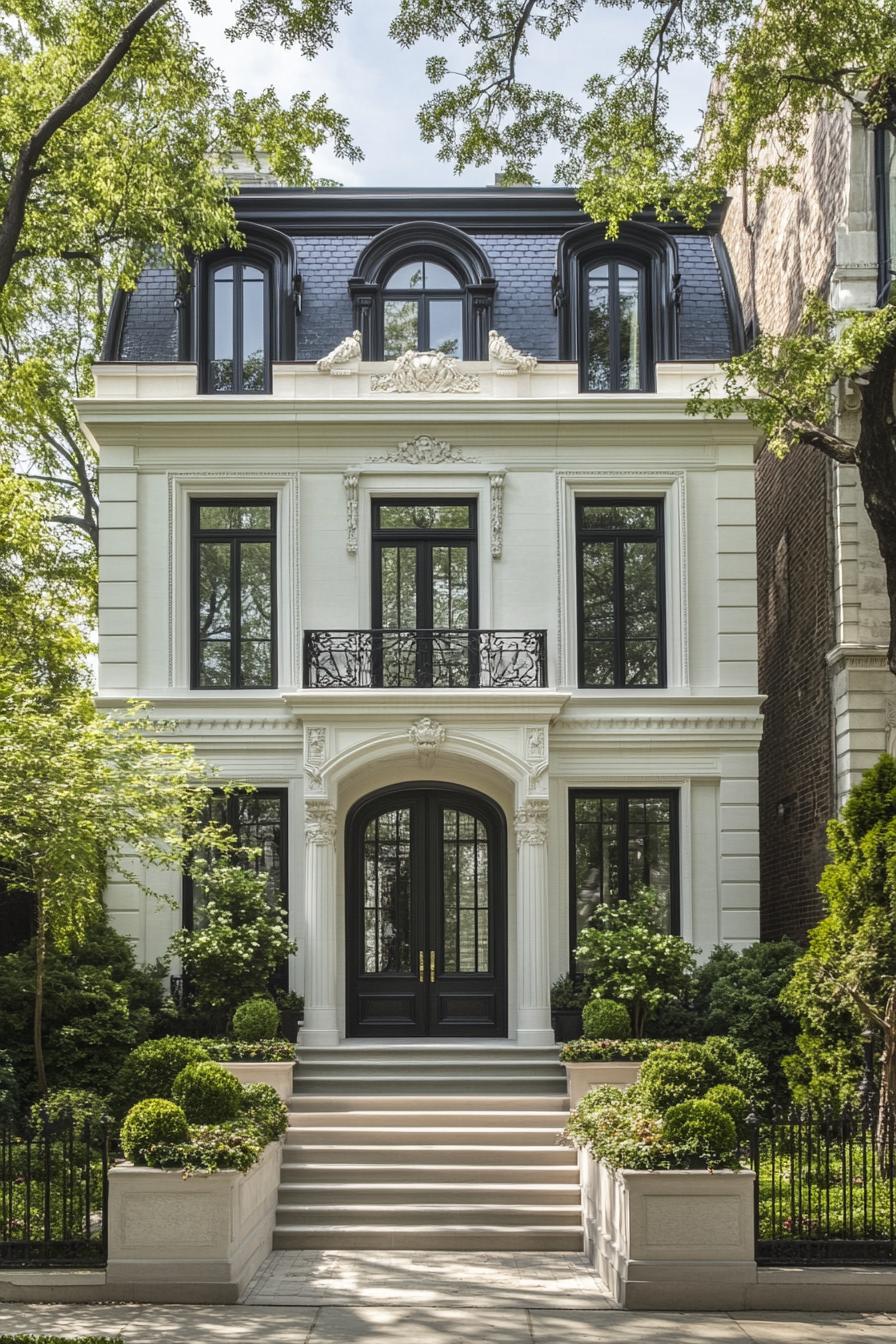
[
  {"xmin": 854, "ymin": 336, "xmax": 896, "ymax": 677},
  {"xmin": 33, "ymin": 888, "xmax": 47, "ymax": 1095},
  {"xmin": 876, "ymin": 990, "xmax": 896, "ymax": 1174}
]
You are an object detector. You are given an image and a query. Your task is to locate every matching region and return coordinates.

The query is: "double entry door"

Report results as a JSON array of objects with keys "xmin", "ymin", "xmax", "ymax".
[{"xmin": 346, "ymin": 785, "xmax": 506, "ymax": 1036}]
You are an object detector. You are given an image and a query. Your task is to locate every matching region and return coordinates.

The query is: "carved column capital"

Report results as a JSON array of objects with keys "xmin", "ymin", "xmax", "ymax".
[
  {"xmin": 514, "ymin": 798, "xmax": 549, "ymax": 847},
  {"xmin": 305, "ymin": 800, "xmax": 337, "ymax": 846}
]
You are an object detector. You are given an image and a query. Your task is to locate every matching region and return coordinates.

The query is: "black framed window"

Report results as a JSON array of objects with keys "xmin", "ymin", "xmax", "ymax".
[
  {"xmin": 576, "ymin": 498, "xmax": 665, "ymax": 688},
  {"xmin": 876, "ymin": 127, "xmax": 896, "ymax": 302},
  {"xmin": 383, "ymin": 258, "xmax": 465, "ymax": 359},
  {"xmin": 208, "ymin": 260, "xmax": 270, "ymax": 393},
  {"xmin": 585, "ymin": 261, "xmax": 644, "ymax": 391},
  {"xmin": 191, "ymin": 499, "xmax": 276, "ymax": 689},
  {"xmin": 569, "ymin": 789, "xmax": 679, "ymax": 964}
]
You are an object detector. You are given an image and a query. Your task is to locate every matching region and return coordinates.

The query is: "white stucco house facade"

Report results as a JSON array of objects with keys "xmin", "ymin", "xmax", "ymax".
[{"xmin": 79, "ymin": 186, "xmax": 761, "ymax": 1047}]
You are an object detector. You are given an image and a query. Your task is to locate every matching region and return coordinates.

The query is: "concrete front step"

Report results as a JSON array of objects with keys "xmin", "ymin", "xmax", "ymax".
[
  {"xmin": 294, "ymin": 1074, "xmax": 565, "ymax": 1096},
  {"xmin": 288, "ymin": 1092, "xmax": 570, "ymax": 1112},
  {"xmin": 281, "ymin": 1143, "xmax": 576, "ymax": 1166},
  {"xmin": 287, "ymin": 1110, "xmax": 567, "ymax": 1129},
  {"xmin": 285, "ymin": 1125, "xmax": 568, "ymax": 1147},
  {"xmin": 277, "ymin": 1202, "xmax": 581, "ymax": 1228},
  {"xmin": 272, "ymin": 1224, "xmax": 585, "ymax": 1251},
  {"xmin": 279, "ymin": 1181, "xmax": 582, "ymax": 1206},
  {"xmin": 280, "ymin": 1161, "xmax": 579, "ymax": 1184}
]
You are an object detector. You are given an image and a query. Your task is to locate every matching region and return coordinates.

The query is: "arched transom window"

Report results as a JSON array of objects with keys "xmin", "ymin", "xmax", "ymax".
[
  {"xmin": 209, "ymin": 260, "xmax": 269, "ymax": 393},
  {"xmin": 383, "ymin": 258, "xmax": 464, "ymax": 359}
]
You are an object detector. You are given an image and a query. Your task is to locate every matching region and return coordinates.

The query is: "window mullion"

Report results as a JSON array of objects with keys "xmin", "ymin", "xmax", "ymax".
[
  {"xmin": 233, "ymin": 265, "xmax": 243, "ymax": 394},
  {"xmin": 614, "ymin": 535, "xmax": 625, "ymax": 688},
  {"xmin": 233, "ymin": 536, "xmax": 242, "ymax": 688}
]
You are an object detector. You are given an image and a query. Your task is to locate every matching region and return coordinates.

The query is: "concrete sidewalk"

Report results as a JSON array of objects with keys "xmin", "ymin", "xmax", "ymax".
[{"xmin": 2, "ymin": 1304, "xmax": 896, "ymax": 1342}]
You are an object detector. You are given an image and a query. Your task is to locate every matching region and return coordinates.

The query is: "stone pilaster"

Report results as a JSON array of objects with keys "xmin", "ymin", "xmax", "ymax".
[
  {"xmin": 299, "ymin": 800, "xmax": 340, "ymax": 1046},
  {"xmin": 514, "ymin": 798, "xmax": 554, "ymax": 1047}
]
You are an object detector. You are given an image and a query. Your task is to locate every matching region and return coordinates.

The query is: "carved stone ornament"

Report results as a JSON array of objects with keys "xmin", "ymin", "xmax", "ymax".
[
  {"xmin": 887, "ymin": 698, "xmax": 896, "ymax": 756},
  {"xmin": 514, "ymin": 798, "xmax": 549, "ymax": 846},
  {"xmin": 343, "ymin": 472, "xmax": 359, "ymax": 554},
  {"xmin": 409, "ymin": 716, "xmax": 446, "ymax": 765},
  {"xmin": 317, "ymin": 330, "xmax": 362, "ymax": 375},
  {"xmin": 371, "ymin": 349, "xmax": 480, "ymax": 394},
  {"xmin": 488, "ymin": 329, "xmax": 537, "ymax": 375},
  {"xmin": 490, "ymin": 472, "xmax": 505, "ymax": 558},
  {"xmin": 372, "ymin": 434, "xmax": 473, "ymax": 465},
  {"xmin": 304, "ymin": 726, "xmax": 328, "ymax": 795},
  {"xmin": 305, "ymin": 800, "xmax": 337, "ymax": 846}
]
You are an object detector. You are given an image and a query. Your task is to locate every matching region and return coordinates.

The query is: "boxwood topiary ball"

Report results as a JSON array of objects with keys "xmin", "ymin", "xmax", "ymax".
[
  {"xmin": 662, "ymin": 1098, "xmax": 736, "ymax": 1164},
  {"xmin": 171, "ymin": 1060, "xmax": 244, "ymax": 1124},
  {"xmin": 581, "ymin": 997, "xmax": 631, "ymax": 1041},
  {"xmin": 121, "ymin": 1098, "xmax": 190, "ymax": 1165},
  {"xmin": 703, "ymin": 1083, "xmax": 749, "ymax": 1135},
  {"xmin": 232, "ymin": 995, "xmax": 280, "ymax": 1041}
]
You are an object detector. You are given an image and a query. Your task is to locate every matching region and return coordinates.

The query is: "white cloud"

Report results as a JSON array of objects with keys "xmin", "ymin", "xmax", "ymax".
[{"xmin": 188, "ymin": 1, "xmax": 710, "ymax": 187}]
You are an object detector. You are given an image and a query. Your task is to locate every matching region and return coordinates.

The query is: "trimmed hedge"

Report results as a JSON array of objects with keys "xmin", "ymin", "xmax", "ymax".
[
  {"xmin": 559, "ymin": 1037, "xmax": 677, "ymax": 1063},
  {"xmin": 121, "ymin": 1098, "xmax": 190, "ymax": 1164},
  {"xmin": 232, "ymin": 996, "xmax": 280, "ymax": 1041},
  {"xmin": 171, "ymin": 1061, "xmax": 244, "ymax": 1124},
  {"xmin": 581, "ymin": 998, "xmax": 630, "ymax": 1040},
  {"xmin": 112, "ymin": 1036, "xmax": 210, "ymax": 1116}
]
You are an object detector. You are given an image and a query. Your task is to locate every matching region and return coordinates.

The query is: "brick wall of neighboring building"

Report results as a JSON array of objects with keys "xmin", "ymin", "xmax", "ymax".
[{"xmin": 755, "ymin": 441, "xmax": 834, "ymax": 940}]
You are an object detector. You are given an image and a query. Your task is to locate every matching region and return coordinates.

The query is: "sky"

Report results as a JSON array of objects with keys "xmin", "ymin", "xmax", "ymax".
[{"xmin": 187, "ymin": 2, "xmax": 711, "ymax": 188}]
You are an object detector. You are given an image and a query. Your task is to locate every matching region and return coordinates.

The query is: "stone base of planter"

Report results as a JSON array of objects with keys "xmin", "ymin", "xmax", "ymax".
[
  {"xmin": 565, "ymin": 1060, "xmax": 642, "ymax": 1108},
  {"xmin": 579, "ymin": 1149, "xmax": 758, "ymax": 1309},
  {"xmin": 220, "ymin": 1060, "xmax": 295, "ymax": 1101},
  {"xmin": 105, "ymin": 1139, "xmax": 282, "ymax": 1303}
]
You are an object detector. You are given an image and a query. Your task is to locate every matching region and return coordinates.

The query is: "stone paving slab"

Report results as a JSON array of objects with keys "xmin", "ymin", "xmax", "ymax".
[{"xmin": 240, "ymin": 1249, "xmax": 611, "ymax": 1307}]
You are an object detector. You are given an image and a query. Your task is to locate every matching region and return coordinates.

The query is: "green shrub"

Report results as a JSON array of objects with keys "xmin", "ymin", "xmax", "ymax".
[
  {"xmin": 28, "ymin": 1087, "xmax": 107, "ymax": 1134},
  {"xmin": 144, "ymin": 1121, "xmax": 264, "ymax": 1174},
  {"xmin": 550, "ymin": 975, "xmax": 590, "ymax": 1011},
  {"xmin": 566, "ymin": 1084, "xmax": 668, "ymax": 1169},
  {"xmin": 120, "ymin": 1098, "xmax": 190, "ymax": 1165},
  {"xmin": 559, "ymin": 1038, "xmax": 677, "ymax": 1063},
  {"xmin": 582, "ymin": 997, "xmax": 630, "ymax": 1040},
  {"xmin": 0, "ymin": 1048, "xmax": 18, "ymax": 1118},
  {"xmin": 112, "ymin": 1036, "xmax": 210, "ymax": 1117},
  {"xmin": 574, "ymin": 887, "xmax": 696, "ymax": 1035},
  {"xmin": 232, "ymin": 995, "xmax": 280, "ymax": 1041},
  {"xmin": 197, "ymin": 1036, "xmax": 294, "ymax": 1063},
  {"xmin": 171, "ymin": 1060, "xmax": 243, "ymax": 1124},
  {"xmin": 240, "ymin": 1082, "xmax": 288, "ymax": 1143},
  {"xmin": 703, "ymin": 1084, "xmax": 749, "ymax": 1135},
  {"xmin": 662, "ymin": 1099, "xmax": 737, "ymax": 1166},
  {"xmin": 691, "ymin": 940, "xmax": 801, "ymax": 1091},
  {"xmin": 639, "ymin": 1037, "xmax": 767, "ymax": 1113}
]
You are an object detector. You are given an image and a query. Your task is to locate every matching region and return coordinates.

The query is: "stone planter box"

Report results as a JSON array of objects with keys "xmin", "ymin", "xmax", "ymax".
[
  {"xmin": 105, "ymin": 1139, "xmax": 282, "ymax": 1303},
  {"xmin": 565, "ymin": 1060, "xmax": 642, "ymax": 1108},
  {"xmin": 578, "ymin": 1148, "xmax": 757, "ymax": 1309},
  {"xmin": 220, "ymin": 1060, "xmax": 294, "ymax": 1102}
]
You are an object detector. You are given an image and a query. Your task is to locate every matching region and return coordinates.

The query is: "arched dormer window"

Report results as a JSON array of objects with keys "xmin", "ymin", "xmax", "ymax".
[
  {"xmin": 191, "ymin": 222, "xmax": 296, "ymax": 394},
  {"xmin": 349, "ymin": 222, "xmax": 496, "ymax": 361},
  {"xmin": 554, "ymin": 222, "xmax": 679, "ymax": 392}
]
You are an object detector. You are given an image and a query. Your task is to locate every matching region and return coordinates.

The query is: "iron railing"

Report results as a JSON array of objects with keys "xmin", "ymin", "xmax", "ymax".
[
  {"xmin": 745, "ymin": 1103, "xmax": 896, "ymax": 1264},
  {"xmin": 303, "ymin": 628, "xmax": 548, "ymax": 689},
  {"xmin": 0, "ymin": 1109, "xmax": 109, "ymax": 1266}
]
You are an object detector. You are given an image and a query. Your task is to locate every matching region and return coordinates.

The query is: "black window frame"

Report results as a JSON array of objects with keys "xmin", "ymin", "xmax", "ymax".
[
  {"xmin": 575, "ymin": 497, "xmax": 666, "ymax": 689},
  {"xmin": 182, "ymin": 787, "xmax": 289, "ymax": 989},
  {"xmin": 568, "ymin": 787, "xmax": 680, "ymax": 972},
  {"xmin": 381, "ymin": 257, "xmax": 468, "ymax": 359},
  {"xmin": 581, "ymin": 258, "xmax": 647, "ymax": 393},
  {"xmin": 190, "ymin": 497, "xmax": 278, "ymax": 691},
  {"xmin": 205, "ymin": 258, "xmax": 272, "ymax": 395},
  {"xmin": 371, "ymin": 496, "xmax": 479, "ymax": 631}
]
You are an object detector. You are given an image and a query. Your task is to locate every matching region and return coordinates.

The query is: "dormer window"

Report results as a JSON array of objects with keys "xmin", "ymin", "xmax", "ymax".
[
  {"xmin": 383, "ymin": 259, "xmax": 464, "ymax": 358},
  {"xmin": 349, "ymin": 222, "xmax": 496, "ymax": 360},
  {"xmin": 586, "ymin": 262, "xmax": 644, "ymax": 391},
  {"xmin": 209, "ymin": 261, "xmax": 269, "ymax": 393}
]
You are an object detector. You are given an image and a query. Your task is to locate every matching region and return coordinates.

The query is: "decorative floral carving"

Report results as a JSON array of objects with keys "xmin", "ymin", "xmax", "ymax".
[
  {"xmin": 887, "ymin": 699, "xmax": 896, "ymax": 756},
  {"xmin": 371, "ymin": 349, "xmax": 480, "ymax": 394},
  {"xmin": 317, "ymin": 330, "xmax": 362, "ymax": 375},
  {"xmin": 490, "ymin": 472, "xmax": 505, "ymax": 558},
  {"xmin": 304, "ymin": 727, "xmax": 328, "ymax": 794},
  {"xmin": 371, "ymin": 434, "xmax": 473, "ymax": 465},
  {"xmin": 409, "ymin": 716, "xmax": 446, "ymax": 765},
  {"xmin": 515, "ymin": 799, "xmax": 550, "ymax": 846},
  {"xmin": 343, "ymin": 472, "xmax": 359, "ymax": 554},
  {"xmin": 526, "ymin": 727, "xmax": 546, "ymax": 759},
  {"xmin": 305, "ymin": 800, "xmax": 337, "ymax": 846},
  {"xmin": 488, "ymin": 329, "xmax": 537, "ymax": 374}
]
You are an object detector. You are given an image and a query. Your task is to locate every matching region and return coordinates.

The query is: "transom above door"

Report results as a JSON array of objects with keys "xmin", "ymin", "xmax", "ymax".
[
  {"xmin": 372, "ymin": 498, "xmax": 478, "ymax": 688},
  {"xmin": 346, "ymin": 785, "xmax": 507, "ymax": 1037}
]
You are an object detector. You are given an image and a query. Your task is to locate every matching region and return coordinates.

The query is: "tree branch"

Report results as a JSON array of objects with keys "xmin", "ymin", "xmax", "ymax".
[
  {"xmin": 789, "ymin": 419, "xmax": 858, "ymax": 465},
  {"xmin": 0, "ymin": 0, "xmax": 170, "ymax": 294}
]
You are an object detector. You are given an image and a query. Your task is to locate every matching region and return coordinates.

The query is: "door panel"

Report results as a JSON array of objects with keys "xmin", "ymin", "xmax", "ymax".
[{"xmin": 346, "ymin": 786, "xmax": 506, "ymax": 1037}]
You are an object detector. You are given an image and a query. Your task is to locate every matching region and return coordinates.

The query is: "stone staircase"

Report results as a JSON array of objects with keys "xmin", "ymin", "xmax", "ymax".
[{"xmin": 272, "ymin": 1043, "xmax": 583, "ymax": 1251}]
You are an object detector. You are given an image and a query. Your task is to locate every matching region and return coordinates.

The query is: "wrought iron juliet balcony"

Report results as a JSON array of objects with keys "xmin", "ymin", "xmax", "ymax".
[{"xmin": 303, "ymin": 628, "xmax": 548, "ymax": 689}]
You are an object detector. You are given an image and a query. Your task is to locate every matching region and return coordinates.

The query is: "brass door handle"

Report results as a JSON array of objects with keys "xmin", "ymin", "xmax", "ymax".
[
  {"xmin": 418, "ymin": 950, "xmax": 425, "ymax": 983},
  {"xmin": 430, "ymin": 950, "xmax": 436, "ymax": 983}
]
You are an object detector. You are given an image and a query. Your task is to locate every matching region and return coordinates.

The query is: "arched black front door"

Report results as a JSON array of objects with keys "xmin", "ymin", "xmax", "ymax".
[{"xmin": 346, "ymin": 783, "xmax": 507, "ymax": 1037}]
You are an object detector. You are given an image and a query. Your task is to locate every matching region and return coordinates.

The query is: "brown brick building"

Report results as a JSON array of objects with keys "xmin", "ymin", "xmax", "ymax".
[{"xmin": 722, "ymin": 108, "xmax": 895, "ymax": 939}]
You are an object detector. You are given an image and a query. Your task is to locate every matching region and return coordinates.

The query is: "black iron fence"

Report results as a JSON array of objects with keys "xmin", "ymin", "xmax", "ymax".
[
  {"xmin": 0, "ymin": 1109, "xmax": 109, "ymax": 1266},
  {"xmin": 745, "ymin": 1103, "xmax": 896, "ymax": 1264},
  {"xmin": 304, "ymin": 628, "xmax": 548, "ymax": 689}
]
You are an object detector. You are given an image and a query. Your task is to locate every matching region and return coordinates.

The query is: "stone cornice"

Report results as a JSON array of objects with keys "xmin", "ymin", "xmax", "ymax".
[
  {"xmin": 826, "ymin": 643, "xmax": 889, "ymax": 673},
  {"xmin": 283, "ymin": 689, "xmax": 570, "ymax": 724}
]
